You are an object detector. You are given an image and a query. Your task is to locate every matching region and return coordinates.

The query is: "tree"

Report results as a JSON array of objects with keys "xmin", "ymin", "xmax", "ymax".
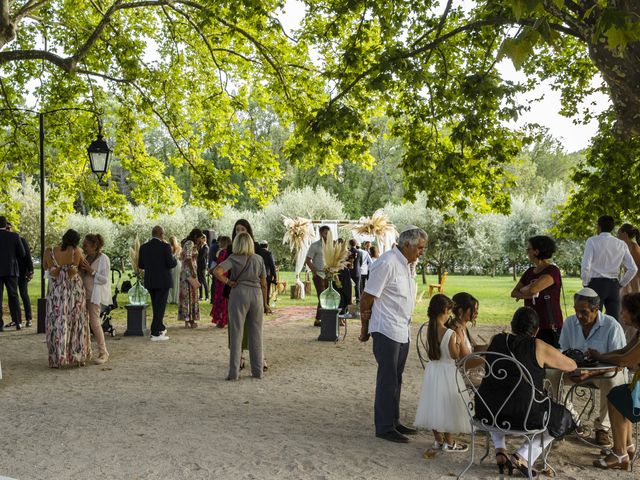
[
  {"xmin": 289, "ymin": 0, "xmax": 639, "ymax": 214},
  {"xmin": 0, "ymin": 0, "xmax": 323, "ymax": 221}
]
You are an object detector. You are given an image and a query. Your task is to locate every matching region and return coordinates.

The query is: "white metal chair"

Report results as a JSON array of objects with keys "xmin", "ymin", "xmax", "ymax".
[
  {"xmin": 455, "ymin": 352, "xmax": 555, "ymax": 479},
  {"xmin": 416, "ymin": 321, "xmax": 430, "ymax": 369}
]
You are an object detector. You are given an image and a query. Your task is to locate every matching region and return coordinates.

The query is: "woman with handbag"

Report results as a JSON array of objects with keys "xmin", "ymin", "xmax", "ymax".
[
  {"xmin": 588, "ymin": 292, "xmax": 640, "ymax": 470},
  {"xmin": 213, "ymin": 232, "xmax": 268, "ymax": 380},
  {"xmin": 178, "ymin": 230, "xmax": 201, "ymax": 328},
  {"xmin": 475, "ymin": 307, "xmax": 577, "ymax": 476}
]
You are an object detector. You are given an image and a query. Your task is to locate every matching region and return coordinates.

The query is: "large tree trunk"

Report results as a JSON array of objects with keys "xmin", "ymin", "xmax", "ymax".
[{"xmin": 588, "ymin": 38, "xmax": 640, "ymax": 137}]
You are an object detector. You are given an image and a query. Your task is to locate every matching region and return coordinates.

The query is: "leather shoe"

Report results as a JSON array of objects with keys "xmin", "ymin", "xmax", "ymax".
[
  {"xmin": 396, "ymin": 424, "xmax": 417, "ymax": 435},
  {"xmin": 376, "ymin": 430, "xmax": 409, "ymax": 443}
]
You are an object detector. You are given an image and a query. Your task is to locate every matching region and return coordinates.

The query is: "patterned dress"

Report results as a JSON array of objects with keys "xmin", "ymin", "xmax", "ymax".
[
  {"xmin": 211, "ymin": 248, "xmax": 230, "ymax": 327},
  {"xmin": 178, "ymin": 240, "xmax": 200, "ymax": 324},
  {"xmin": 45, "ymin": 248, "xmax": 91, "ymax": 368}
]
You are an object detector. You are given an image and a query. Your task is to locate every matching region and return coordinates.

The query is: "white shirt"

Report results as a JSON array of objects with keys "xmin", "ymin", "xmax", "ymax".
[
  {"xmin": 359, "ymin": 248, "xmax": 373, "ymax": 275},
  {"xmin": 581, "ymin": 232, "xmax": 638, "ymax": 287},
  {"xmin": 365, "ymin": 247, "xmax": 416, "ymax": 344},
  {"xmin": 306, "ymin": 239, "xmax": 325, "ymax": 278}
]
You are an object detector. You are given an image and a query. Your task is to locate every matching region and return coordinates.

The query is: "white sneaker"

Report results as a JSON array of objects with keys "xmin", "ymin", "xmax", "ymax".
[{"xmin": 151, "ymin": 334, "xmax": 170, "ymax": 342}]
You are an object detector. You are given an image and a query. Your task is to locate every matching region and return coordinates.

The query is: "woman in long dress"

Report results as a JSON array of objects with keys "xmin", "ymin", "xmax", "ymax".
[
  {"xmin": 43, "ymin": 229, "xmax": 91, "ymax": 368},
  {"xmin": 178, "ymin": 231, "xmax": 200, "ymax": 328},
  {"xmin": 210, "ymin": 236, "xmax": 231, "ymax": 327},
  {"xmin": 167, "ymin": 236, "xmax": 182, "ymax": 304},
  {"xmin": 414, "ymin": 294, "xmax": 470, "ymax": 451}
]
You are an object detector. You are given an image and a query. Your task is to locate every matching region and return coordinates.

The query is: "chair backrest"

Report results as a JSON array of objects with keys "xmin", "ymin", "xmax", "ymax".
[
  {"xmin": 440, "ymin": 271, "xmax": 448, "ymax": 286},
  {"xmin": 416, "ymin": 321, "xmax": 430, "ymax": 369},
  {"xmin": 455, "ymin": 351, "xmax": 551, "ymax": 434}
]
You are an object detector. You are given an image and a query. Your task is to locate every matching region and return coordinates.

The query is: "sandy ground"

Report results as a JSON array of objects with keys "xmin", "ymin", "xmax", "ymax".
[{"xmin": 0, "ymin": 306, "xmax": 637, "ymax": 480}]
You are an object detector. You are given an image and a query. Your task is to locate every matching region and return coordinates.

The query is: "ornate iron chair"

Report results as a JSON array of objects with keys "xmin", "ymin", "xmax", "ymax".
[
  {"xmin": 416, "ymin": 321, "xmax": 430, "ymax": 369},
  {"xmin": 455, "ymin": 352, "xmax": 555, "ymax": 480}
]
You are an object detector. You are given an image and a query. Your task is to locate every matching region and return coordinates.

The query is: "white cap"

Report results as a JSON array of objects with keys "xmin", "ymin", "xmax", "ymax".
[{"xmin": 576, "ymin": 287, "xmax": 599, "ymax": 298}]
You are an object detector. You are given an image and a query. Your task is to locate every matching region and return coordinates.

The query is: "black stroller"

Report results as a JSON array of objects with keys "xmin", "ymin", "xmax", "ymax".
[{"xmin": 100, "ymin": 269, "xmax": 121, "ymax": 337}]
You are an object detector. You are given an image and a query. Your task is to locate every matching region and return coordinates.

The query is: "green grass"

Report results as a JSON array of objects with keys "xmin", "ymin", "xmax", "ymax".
[{"xmin": 26, "ymin": 269, "xmax": 582, "ymax": 326}]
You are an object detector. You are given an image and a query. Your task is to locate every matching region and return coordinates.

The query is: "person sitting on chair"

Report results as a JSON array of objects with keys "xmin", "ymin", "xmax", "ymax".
[
  {"xmin": 588, "ymin": 292, "xmax": 640, "ymax": 470},
  {"xmin": 556, "ymin": 287, "xmax": 626, "ymax": 448},
  {"xmin": 475, "ymin": 307, "xmax": 577, "ymax": 476}
]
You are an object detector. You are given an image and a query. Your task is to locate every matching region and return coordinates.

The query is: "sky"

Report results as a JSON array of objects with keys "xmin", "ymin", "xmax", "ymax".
[{"xmin": 278, "ymin": 0, "xmax": 610, "ymax": 153}]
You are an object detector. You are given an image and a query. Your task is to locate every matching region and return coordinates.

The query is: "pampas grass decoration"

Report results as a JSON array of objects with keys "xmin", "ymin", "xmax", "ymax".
[
  {"xmin": 282, "ymin": 216, "xmax": 314, "ymax": 254},
  {"xmin": 129, "ymin": 236, "xmax": 141, "ymax": 276},
  {"xmin": 354, "ymin": 209, "xmax": 398, "ymax": 238},
  {"xmin": 321, "ymin": 230, "xmax": 349, "ymax": 281}
]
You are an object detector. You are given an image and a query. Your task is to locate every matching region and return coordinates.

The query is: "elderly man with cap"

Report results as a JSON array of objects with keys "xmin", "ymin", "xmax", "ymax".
[
  {"xmin": 359, "ymin": 225, "xmax": 428, "ymax": 443},
  {"xmin": 557, "ymin": 287, "xmax": 627, "ymax": 447}
]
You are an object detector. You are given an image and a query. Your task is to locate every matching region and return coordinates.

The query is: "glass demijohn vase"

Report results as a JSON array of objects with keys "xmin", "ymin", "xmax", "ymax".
[
  {"xmin": 128, "ymin": 280, "xmax": 148, "ymax": 305},
  {"xmin": 319, "ymin": 279, "xmax": 341, "ymax": 309}
]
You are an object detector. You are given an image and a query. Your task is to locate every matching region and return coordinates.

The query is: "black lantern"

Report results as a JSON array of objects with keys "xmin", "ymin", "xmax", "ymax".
[{"xmin": 87, "ymin": 126, "xmax": 111, "ymax": 182}]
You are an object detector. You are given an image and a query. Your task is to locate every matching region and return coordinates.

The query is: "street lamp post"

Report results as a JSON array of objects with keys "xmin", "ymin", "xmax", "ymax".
[{"xmin": 0, "ymin": 107, "xmax": 111, "ymax": 333}]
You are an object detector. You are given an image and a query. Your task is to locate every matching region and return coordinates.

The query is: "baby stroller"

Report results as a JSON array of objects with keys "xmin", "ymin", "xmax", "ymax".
[{"xmin": 100, "ymin": 269, "xmax": 121, "ymax": 337}]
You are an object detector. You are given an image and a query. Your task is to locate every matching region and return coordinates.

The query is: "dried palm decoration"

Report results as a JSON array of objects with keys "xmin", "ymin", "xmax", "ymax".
[
  {"xmin": 322, "ymin": 230, "xmax": 349, "ymax": 281},
  {"xmin": 354, "ymin": 209, "xmax": 398, "ymax": 252},
  {"xmin": 282, "ymin": 216, "xmax": 314, "ymax": 254},
  {"xmin": 129, "ymin": 236, "xmax": 141, "ymax": 276}
]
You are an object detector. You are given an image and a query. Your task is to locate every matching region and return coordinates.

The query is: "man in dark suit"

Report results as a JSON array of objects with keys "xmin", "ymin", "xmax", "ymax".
[
  {"xmin": 3, "ymin": 222, "xmax": 34, "ymax": 328},
  {"xmin": 0, "ymin": 216, "xmax": 26, "ymax": 331},
  {"xmin": 196, "ymin": 234, "xmax": 209, "ymax": 301},
  {"xmin": 258, "ymin": 240, "xmax": 277, "ymax": 312},
  {"xmin": 138, "ymin": 225, "xmax": 177, "ymax": 341},
  {"xmin": 348, "ymin": 239, "xmax": 363, "ymax": 303}
]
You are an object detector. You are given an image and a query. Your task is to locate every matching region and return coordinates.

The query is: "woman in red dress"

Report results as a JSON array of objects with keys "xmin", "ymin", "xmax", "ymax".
[{"xmin": 211, "ymin": 236, "xmax": 231, "ymax": 327}]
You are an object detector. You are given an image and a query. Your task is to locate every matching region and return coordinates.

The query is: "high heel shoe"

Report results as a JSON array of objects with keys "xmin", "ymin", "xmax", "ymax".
[{"xmin": 496, "ymin": 452, "xmax": 513, "ymax": 475}]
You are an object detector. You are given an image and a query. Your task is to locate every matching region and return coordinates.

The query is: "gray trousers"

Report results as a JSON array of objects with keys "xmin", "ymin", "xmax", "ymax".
[{"xmin": 228, "ymin": 286, "xmax": 263, "ymax": 379}]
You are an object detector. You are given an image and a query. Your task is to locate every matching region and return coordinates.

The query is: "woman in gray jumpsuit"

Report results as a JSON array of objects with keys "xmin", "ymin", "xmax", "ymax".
[{"xmin": 213, "ymin": 232, "xmax": 268, "ymax": 380}]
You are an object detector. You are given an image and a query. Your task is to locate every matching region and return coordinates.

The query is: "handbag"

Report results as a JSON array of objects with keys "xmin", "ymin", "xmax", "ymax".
[
  {"xmin": 223, "ymin": 256, "xmax": 251, "ymax": 299},
  {"xmin": 546, "ymin": 400, "xmax": 576, "ymax": 438}
]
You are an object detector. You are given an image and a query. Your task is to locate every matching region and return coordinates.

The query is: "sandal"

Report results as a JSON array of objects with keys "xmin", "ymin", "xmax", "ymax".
[
  {"xmin": 442, "ymin": 441, "xmax": 468, "ymax": 453},
  {"xmin": 496, "ymin": 451, "xmax": 514, "ymax": 475},
  {"xmin": 599, "ymin": 444, "xmax": 635, "ymax": 457},
  {"xmin": 511, "ymin": 453, "xmax": 537, "ymax": 477},
  {"xmin": 593, "ymin": 452, "xmax": 629, "ymax": 470}
]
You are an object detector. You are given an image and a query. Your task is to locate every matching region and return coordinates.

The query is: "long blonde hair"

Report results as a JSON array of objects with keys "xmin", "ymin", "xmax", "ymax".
[{"xmin": 170, "ymin": 236, "xmax": 182, "ymax": 256}]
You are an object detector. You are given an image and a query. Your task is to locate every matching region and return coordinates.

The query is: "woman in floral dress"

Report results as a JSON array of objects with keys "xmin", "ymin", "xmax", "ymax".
[
  {"xmin": 179, "ymin": 231, "xmax": 200, "ymax": 328},
  {"xmin": 43, "ymin": 229, "xmax": 91, "ymax": 368}
]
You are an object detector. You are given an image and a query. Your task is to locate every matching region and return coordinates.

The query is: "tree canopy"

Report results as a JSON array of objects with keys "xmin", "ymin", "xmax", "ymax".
[{"xmin": 0, "ymin": 0, "xmax": 638, "ymax": 228}]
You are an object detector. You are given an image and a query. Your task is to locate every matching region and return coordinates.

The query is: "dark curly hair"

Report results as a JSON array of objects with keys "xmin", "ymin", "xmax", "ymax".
[
  {"xmin": 528, "ymin": 235, "xmax": 556, "ymax": 260},
  {"xmin": 61, "ymin": 229, "xmax": 81, "ymax": 251},
  {"xmin": 622, "ymin": 293, "xmax": 640, "ymax": 329},
  {"xmin": 427, "ymin": 294, "xmax": 454, "ymax": 361}
]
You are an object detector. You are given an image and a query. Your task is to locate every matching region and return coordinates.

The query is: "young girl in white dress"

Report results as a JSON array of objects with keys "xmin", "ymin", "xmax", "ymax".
[{"xmin": 414, "ymin": 293, "xmax": 471, "ymax": 451}]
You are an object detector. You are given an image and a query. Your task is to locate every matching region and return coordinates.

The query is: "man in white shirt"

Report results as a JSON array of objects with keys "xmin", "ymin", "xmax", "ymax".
[
  {"xmin": 359, "ymin": 241, "xmax": 373, "ymax": 295},
  {"xmin": 359, "ymin": 226, "xmax": 427, "ymax": 443},
  {"xmin": 581, "ymin": 215, "xmax": 638, "ymax": 321},
  {"xmin": 305, "ymin": 225, "xmax": 330, "ymax": 326}
]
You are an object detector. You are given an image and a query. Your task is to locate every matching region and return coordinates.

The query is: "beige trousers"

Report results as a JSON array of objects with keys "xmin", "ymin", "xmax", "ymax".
[
  {"xmin": 547, "ymin": 369, "xmax": 625, "ymax": 431},
  {"xmin": 87, "ymin": 302, "xmax": 108, "ymax": 358}
]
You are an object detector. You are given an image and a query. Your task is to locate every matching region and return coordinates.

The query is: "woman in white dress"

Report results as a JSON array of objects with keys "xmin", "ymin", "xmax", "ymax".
[
  {"xmin": 415, "ymin": 294, "xmax": 471, "ymax": 452},
  {"xmin": 167, "ymin": 236, "xmax": 182, "ymax": 304}
]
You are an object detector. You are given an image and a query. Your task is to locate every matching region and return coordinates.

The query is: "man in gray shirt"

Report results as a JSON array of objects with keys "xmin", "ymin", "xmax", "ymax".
[{"xmin": 305, "ymin": 226, "xmax": 330, "ymax": 326}]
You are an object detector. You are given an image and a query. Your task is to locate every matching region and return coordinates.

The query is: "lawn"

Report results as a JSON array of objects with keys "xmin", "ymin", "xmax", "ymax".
[{"xmin": 24, "ymin": 269, "xmax": 582, "ymax": 327}]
